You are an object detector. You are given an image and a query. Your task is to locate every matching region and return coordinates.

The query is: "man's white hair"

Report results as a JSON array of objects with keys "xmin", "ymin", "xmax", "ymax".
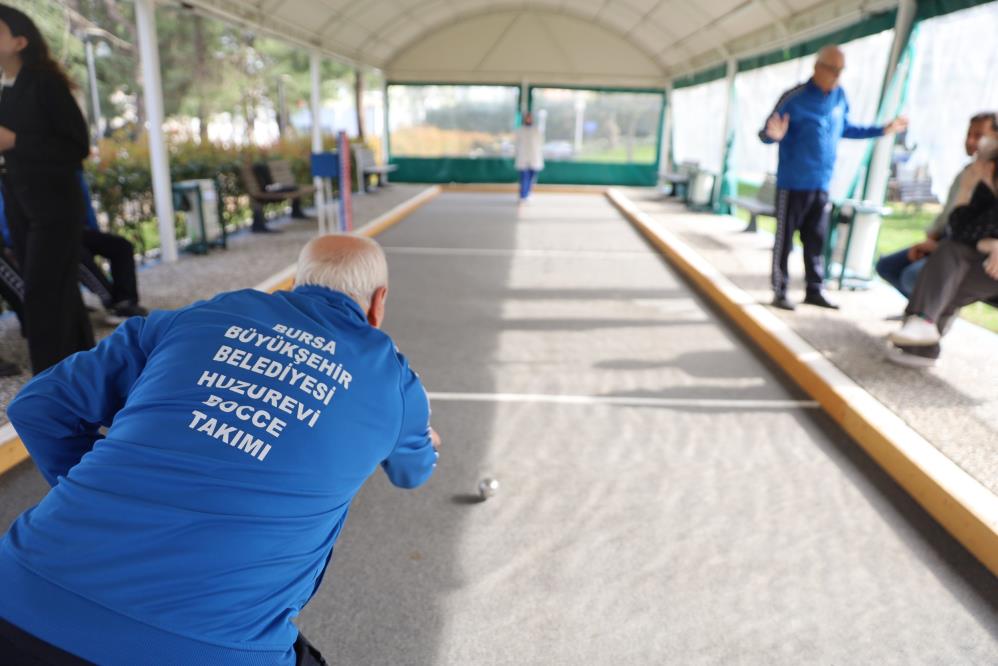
[{"xmin": 295, "ymin": 234, "xmax": 388, "ymax": 310}]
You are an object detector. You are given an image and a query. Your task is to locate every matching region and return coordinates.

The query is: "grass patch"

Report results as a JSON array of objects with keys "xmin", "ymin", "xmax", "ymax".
[{"xmin": 728, "ymin": 185, "xmax": 997, "ymax": 332}]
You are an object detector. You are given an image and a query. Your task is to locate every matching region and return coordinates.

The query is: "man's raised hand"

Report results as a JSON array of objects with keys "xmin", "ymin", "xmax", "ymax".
[{"xmin": 765, "ymin": 113, "xmax": 790, "ymax": 141}]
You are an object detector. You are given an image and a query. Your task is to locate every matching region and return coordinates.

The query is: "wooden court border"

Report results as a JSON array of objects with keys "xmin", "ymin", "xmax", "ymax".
[{"xmin": 0, "ymin": 185, "xmax": 441, "ymax": 478}]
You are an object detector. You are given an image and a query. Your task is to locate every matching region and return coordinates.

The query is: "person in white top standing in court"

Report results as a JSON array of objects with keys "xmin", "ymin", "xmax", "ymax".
[{"xmin": 515, "ymin": 112, "xmax": 544, "ymax": 204}]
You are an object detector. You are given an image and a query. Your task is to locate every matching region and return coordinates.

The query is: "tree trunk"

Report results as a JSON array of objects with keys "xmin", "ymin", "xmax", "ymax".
[
  {"xmin": 193, "ymin": 14, "xmax": 209, "ymax": 144},
  {"xmin": 354, "ymin": 67, "xmax": 365, "ymax": 140}
]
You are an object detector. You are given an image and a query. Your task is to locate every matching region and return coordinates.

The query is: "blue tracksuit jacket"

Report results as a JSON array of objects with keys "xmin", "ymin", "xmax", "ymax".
[
  {"xmin": 759, "ymin": 79, "xmax": 884, "ymax": 191},
  {"xmin": 0, "ymin": 285, "xmax": 438, "ymax": 664}
]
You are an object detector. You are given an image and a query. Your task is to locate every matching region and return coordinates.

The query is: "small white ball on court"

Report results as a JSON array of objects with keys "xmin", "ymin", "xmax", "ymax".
[{"xmin": 478, "ymin": 478, "xmax": 499, "ymax": 500}]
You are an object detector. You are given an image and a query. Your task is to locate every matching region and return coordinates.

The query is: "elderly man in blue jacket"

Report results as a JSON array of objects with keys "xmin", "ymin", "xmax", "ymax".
[
  {"xmin": 0, "ymin": 234, "xmax": 440, "ymax": 665},
  {"xmin": 761, "ymin": 44, "xmax": 907, "ymax": 311}
]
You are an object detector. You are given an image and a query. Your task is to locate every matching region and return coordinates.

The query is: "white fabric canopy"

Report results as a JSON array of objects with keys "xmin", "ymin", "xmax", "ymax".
[
  {"xmin": 671, "ymin": 78, "xmax": 729, "ymax": 173},
  {"xmin": 181, "ymin": 0, "xmax": 896, "ymax": 86},
  {"xmin": 903, "ymin": 2, "xmax": 998, "ymax": 200}
]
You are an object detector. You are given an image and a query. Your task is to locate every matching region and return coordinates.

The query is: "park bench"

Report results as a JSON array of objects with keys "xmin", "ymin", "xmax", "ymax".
[
  {"xmin": 659, "ymin": 161, "xmax": 698, "ymax": 200},
  {"xmin": 888, "ymin": 176, "xmax": 939, "ymax": 210},
  {"xmin": 353, "ymin": 145, "xmax": 397, "ymax": 191},
  {"xmin": 726, "ymin": 174, "xmax": 777, "ymax": 232},
  {"xmin": 240, "ymin": 159, "xmax": 315, "ymax": 228}
]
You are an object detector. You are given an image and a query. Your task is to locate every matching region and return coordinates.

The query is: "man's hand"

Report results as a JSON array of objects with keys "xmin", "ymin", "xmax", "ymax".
[
  {"xmin": 428, "ymin": 427, "xmax": 441, "ymax": 451},
  {"xmin": 883, "ymin": 116, "xmax": 908, "ymax": 135},
  {"xmin": 0, "ymin": 126, "xmax": 15, "ymax": 152},
  {"xmin": 765, "ymin": 113, "xmax": 790, "ymax": 142},
  {"xmin": 907, "ymin": 238, "xmax": 938, "ymax": 261},
  {"xmin": 978, "ymin": 239, "xmax": 998, "ymax": 280}
]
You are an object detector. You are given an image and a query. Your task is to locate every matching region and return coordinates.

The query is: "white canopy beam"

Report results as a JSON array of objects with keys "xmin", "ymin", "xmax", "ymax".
[
  {"xmin": 134, "ymin": 0, "xmax": 177, "ymax": 263},
  {"xmin": 864, "ymin": 0, "xmax": 918, "ymax": 204}
]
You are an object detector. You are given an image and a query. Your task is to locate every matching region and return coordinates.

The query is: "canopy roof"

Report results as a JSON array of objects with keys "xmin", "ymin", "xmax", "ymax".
[{"xmin": 178, "ymin": 0, "xmax": 898, "ymax": 85}]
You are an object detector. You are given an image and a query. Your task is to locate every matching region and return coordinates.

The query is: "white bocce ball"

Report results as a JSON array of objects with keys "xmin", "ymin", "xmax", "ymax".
[{"xmin": 478, "ymin": 477, "xmax": 500, "ymax": 500}]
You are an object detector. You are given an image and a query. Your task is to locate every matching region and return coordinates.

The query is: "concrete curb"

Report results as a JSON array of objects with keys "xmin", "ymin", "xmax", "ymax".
[
  {"xmin": 606, "ymin": 187, "xmax": 998, "ymax": 578},
  {"xmin": 0, "ymin": 185, "xmax": 442, "ymax": 478}
]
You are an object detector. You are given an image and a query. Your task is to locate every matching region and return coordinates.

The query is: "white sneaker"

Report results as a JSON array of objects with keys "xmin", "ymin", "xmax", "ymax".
[
  {"xmin": 889, "ymin": 316, "xmax": 940, "ymax": 347},
  {"xmin": 885, "ymin": 343, "xmax": 938, "ymax": 368}
]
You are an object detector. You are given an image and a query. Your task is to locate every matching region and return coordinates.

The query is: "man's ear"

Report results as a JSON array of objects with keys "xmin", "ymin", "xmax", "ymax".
[{"xmin": 367, "ymin": 286, "xmax": 388, "ymax": 328}]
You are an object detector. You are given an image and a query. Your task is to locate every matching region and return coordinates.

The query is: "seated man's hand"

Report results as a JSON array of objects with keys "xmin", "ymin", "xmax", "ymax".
[
  {"xmin": 979, "ymin": 239, "xmax": 998, "ymax": 280},
  {"xmin": 428, "ymin": 427, "xmax": 441, "ymax": 451},
  {"xmin": 0, "ymin": 126, "xmax": 15, "ymax": 152},
  {"xmin": 907, "ymin": 238, "xmax": 938, "ymax": 261}
]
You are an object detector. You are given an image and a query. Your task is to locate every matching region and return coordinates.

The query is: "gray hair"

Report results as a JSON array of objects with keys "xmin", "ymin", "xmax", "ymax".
[{"xmin": 295, "ymin": 234, "xmax": 388, "ymax": 310}]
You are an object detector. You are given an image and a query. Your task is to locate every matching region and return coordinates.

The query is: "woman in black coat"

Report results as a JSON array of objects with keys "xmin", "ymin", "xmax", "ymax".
[{"xmin": 0, "ymin": 5, "xmax": 94, "ymax": 374}]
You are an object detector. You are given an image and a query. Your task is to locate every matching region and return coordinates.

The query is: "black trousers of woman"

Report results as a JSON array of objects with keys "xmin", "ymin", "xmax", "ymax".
[{"xmin": 1, "ymin": 171, "xmax": 93, "ymax": 373}]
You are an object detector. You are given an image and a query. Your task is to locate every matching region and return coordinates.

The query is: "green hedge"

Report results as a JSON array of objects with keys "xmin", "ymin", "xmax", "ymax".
[{"xmin": 86, "ymin": 134, "xmax": 372, "ymax": 255}]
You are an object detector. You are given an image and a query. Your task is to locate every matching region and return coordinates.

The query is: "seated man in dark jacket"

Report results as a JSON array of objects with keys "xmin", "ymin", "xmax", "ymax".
[{"xmin": 887, "ymin": 146, "xmax": 998, "ymax": 367}]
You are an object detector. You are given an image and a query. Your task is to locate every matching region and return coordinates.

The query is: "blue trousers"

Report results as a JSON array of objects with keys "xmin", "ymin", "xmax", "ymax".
[
  {"xmin": 875, "ymin": 248, "xmax": 925, "ymax": 298},
  {"xmin": 519, "ymin": 169, "xmax": 537, "ymax": 200}
]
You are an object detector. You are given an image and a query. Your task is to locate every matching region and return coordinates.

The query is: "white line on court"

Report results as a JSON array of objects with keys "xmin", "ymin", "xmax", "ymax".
[
  {"xmin": 383, "ymin": 246, "xmax": 656, "ymax": 259},
  {"xmin": 427, "ymin": 391, "xmax": 820, "ymax": 409}
]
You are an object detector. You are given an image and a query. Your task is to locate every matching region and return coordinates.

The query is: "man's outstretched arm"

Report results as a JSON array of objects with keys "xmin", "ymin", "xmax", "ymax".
[
  {"xmin": 381, "ymin": 355, "xmax": 439, "ymax": 489},
  {"xmin": 7, "ymin": 316, "xmax": 154, "ymax": 486}
]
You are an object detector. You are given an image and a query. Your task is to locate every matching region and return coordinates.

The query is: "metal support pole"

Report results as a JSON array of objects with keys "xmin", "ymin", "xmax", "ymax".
[
  {"xmin": 134, "ymin": 0, "xmax": 177, "ymax": 263},
  {"xmin": 863, "ymin": 0, "xmax": 917, "ymax": 204},
  {"xmin": 310, "ymin": 51, "xmax": 327, "ymax": 234},
  {"xmin": 381, "ymin": 80, "xmax": 390, "ymax": 166},
  {"xmin": 659, "ymin": 81, "xmax": 674, "ymax": 178},
  {"xmin": 716, "ymin": 59, "xmax": 738, "ymax": 212}
]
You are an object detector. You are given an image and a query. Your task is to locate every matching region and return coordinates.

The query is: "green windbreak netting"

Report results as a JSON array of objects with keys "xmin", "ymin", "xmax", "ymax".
[
  {"xmin": 529, "ymin": 87, "xmax": 663, "ymax": 165},
  {"xmin": 902, "ymin": 1, "xmax": 998, "ymax": 200},
  {"xmin": 387, "ymin": 84, "xmax": 520, "ymax": 159},
  {"xmin": 670, "ymin": 77, "xmax": 728, "ymax": 173},
  {"xmin": 730, "ymin": 28, "xmax": 894, "ymax": 199}
]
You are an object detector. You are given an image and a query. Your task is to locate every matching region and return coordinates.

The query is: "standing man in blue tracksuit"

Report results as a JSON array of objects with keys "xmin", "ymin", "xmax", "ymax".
[
  {"xmin": 0, "ymin": 234, "xmax": 440, "ymax": 665},
  {"xmin": 760, "ymin": 44, "xmax": 907, "ymax": 311}
]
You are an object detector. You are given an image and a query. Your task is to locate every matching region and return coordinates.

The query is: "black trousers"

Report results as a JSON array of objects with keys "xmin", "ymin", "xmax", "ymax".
[
  {"xmin": 0, "ymin": 617, "xmax": 93, "ymax": 665},
  {"xmin": 1, "ymin": 172, "xmax": 94, "ymax": 373},
  {"xmin": 80, "ymin": 228, "xmax": 139, "ymax": 307},
  {"xmin": 772, "ymin": 188, "xmax": 830, "ymax": 296},
  {"xmin": 0, "ymin": 617, "xmax": 327, "ymax": 666},
  {"xmin": 0, "ymin": 247, "xmax": 25, "ymax": 330}
]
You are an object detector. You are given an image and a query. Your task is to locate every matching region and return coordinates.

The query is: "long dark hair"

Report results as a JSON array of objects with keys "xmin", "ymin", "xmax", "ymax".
[{"xmin": 0, "ymin": 4, "xmax": 75, "ymax": 89}]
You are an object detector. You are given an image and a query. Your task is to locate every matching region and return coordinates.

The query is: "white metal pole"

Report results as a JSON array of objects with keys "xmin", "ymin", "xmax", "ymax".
[
  {"xmin": 310, "ymin": 51, "xmax": 326, "ymax": 234},
  {"xmin": 719, "ymin": 60, "xmax": 736, "ymax": 170},
  {"xmin": 659, "ymin": 81, "xmax": 674, "ymax": 178},
  {"xmin": 134, "ymin": 0, "xmax": 177, "ymax": 263},
  {"xmin": 863, "ymin": 0, "xmax": 917, "ymax": 204},
  {"xmin": 718, "ymin": 59, "xmax": 738, "ymax": 209}
]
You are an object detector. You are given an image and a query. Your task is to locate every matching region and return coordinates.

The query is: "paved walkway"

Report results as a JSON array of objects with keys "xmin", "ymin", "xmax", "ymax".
[{"xmin": 623, "ymin": 188, "xmax": 998, "ymax": 496}]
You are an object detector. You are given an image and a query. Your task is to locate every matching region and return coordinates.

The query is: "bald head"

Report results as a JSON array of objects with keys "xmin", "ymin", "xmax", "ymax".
[
  {"xmin": 813, "ymin": 45, "xmax": 845, "ymax": 93},
  {"xmin": 295, "ymin": 234, "xmax": 388, "ymax": 316}
]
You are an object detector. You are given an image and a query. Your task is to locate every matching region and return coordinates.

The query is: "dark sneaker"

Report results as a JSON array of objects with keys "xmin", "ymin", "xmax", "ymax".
[
  {"xmin": 104, "ymin": 302, "xmax": 149, "ymax": 325},
  {"xmin": 885, "ymin": 342, "xmax": 940, "ymax": 368},
  {"xmin": 0, "ymin": 357, "xmax": 20, "ymax": 377},
  {"xmin": 803, "ymin": 291, "xmax": 839, "ymax": 309},
  {"xmin": 771, "ymin": 294, "xmax": 795, "ymax": 311}
]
